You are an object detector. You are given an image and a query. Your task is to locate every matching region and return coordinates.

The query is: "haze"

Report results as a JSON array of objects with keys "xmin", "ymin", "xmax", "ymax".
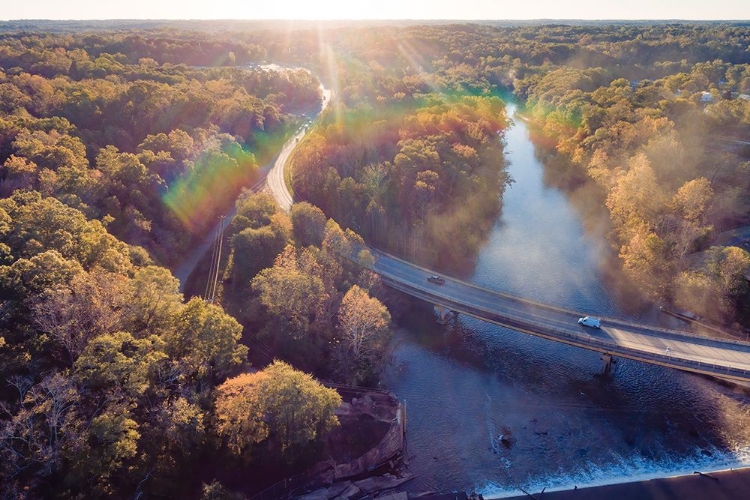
[{"xmin": 4, "ymin": 0, "xmax": 750, "ymax": 21}]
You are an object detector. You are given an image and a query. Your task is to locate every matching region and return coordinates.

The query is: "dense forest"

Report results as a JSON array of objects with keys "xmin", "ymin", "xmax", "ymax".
[
  {"xmin": 0, "ymin": 30, "xmax": 342, "ymax": 499},
  {"xmin": 1, "ymin": 20, "xmax": 750, "ymax": 499},
  {"xmin": 280, "ymin": 22, "xmax": 750, "ymax": 324}
]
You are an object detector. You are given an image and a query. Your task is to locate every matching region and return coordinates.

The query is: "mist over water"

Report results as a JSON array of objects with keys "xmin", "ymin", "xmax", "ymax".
[{"xmin": 383, "ymin": 104, "xmax": 750, "ymax": 497}]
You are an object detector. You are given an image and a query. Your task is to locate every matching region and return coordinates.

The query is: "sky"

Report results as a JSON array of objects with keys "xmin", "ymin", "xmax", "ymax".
[{"xmin": 3, "ymin": 0, "xmax": 750, "ymax": 21}]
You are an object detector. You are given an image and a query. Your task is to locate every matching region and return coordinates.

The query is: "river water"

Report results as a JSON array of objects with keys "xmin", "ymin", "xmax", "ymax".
[{"xmin": 383, "ymin": 105, "xmax": 750, "ymax": 497}]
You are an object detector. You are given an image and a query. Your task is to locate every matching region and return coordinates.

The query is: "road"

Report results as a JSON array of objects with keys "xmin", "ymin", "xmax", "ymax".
[
  {"xmin": 266, "ymin": 84, "xmax": 331, "ymax": 212},
  {"xmin": 173, "ymin": 74, "xmax": 330, "ymax": 290},
  {"xmin": 370, "ymin": 249, "xmax": 750, "ymax": 382},
  {"xmin": 255, "ymin": 78, "xmax": 750, "ymax": 382}
]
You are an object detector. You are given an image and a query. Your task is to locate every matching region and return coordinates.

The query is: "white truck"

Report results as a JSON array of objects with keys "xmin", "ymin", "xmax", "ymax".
[{"xmin": 578, "ymin": 316, "xmax": 601, "ymax": 329}]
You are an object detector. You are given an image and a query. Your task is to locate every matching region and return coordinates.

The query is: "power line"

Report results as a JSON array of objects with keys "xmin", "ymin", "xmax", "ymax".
[{"xmin": 204, "ymin": 215, "xmax": 226, "ymax": 303}]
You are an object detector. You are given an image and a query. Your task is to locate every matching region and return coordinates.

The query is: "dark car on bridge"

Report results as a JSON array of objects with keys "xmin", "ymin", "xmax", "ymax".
[{"xmin": 428, "ymin": 275, "xmax": 445, "ymax": 285}]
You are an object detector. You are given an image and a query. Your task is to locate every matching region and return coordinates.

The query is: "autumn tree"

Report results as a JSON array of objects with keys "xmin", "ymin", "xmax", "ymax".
[
  {"xmin": 290, "ymin": 202, "xmax": 327, "ymax": 247},
  {"xmin": 251, "ymin": 246, "xmax": 328, "ymax": 351},
  {"xmin": 335, "ymin": 285, "xmax": 392, "ymax": 385},
  {"xmin": 166, "ymin": 297, "xmax": 248, "ymax": 382},
  {"xmin": 32, "ymin": 268, "xmax": 130, "ymax": 363},
  {"xmin": 675, "ymin": 246, "xmax": 750, "ymax": 323},
  {"xmin": 214, "ymin": 361, "xmax": 341, "ymax": 460}
]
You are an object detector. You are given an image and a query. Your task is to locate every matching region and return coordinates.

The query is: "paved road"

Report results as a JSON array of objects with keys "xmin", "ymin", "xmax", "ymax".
[
  {"xmin": 267, "ymin": 85, "xmax": 331, "ymax": 212},
  {"xmin": 173, "ymin": 74, "xmax": 330, "ymax": 289},
  {"xmin": 262, "ymin": 83, "xmax": 750, "ymax": 382},
  {"xmin": 371, "ymin": 250, "xmax": 750, "ymax": 382}
]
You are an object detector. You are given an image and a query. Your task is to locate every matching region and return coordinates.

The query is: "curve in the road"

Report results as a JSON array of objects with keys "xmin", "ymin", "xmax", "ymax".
[
  {"xmin": 173, "ymin": 72, "xmax": 330, "ymax": 290},
  {"xmin": 267, "ymin": 85, "xmax": 332, "ymax": 212},
  {"xmin": 258, "ymin": 80, "xmax": 750, "ymax": 383}
]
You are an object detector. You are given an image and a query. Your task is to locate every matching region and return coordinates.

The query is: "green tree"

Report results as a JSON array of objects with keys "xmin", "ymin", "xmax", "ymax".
[
  {"xmin": 232, "ymin": 191, "xmax": 279, "ymax": 231},
  {"xmin": 290, "ymin": 202, "xmax": 327, "ymax": 247},
  {"xmin": 166, "ymin": 298, "xmax": 247, "ymax": 381},
  {"xmin": 251, "ymin": 247, "xmax": 328, "ymax": 345},
  {"xmin": 125, "ymin": 265, "xmax": 183, "ymax": 336},
  {"xmin": 74, "ymin": 331, "xmax": 167, "ymax": 396},
  {"xmin": 229, "ymin": 213, "xmax": 290, "ymax": 285}
]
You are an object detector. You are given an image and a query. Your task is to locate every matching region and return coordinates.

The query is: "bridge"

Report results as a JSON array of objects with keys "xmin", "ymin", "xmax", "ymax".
[
  {"xmin": 258, "ymin": 80, "xmax": 750, "ymax": 384},
  {"xmin": 368, "ymin": 249, "xmax": 750, "ymax": 383}
]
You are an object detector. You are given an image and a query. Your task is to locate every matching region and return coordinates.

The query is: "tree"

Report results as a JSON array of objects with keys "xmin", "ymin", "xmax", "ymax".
[
  {"xmin": 214, "ymin": 361, "xmax": 340, "ymax": 459},
  {"xmin": 74, "ymin": 331, "xmax": 167, "ymax": 397},
  {"xmin": 0, "ymin": 373, "xmax": 82, "ymax": 483},
  {"xmin": 213, "ymin": 371, "xmax": 267, "ymax": 457},
  {"xmin": 82, "ymin": 404, "xmax": 141, "ymax": 491},
  {"xmin": 229, "ymin": 214, "xmax": 290, "ymax": 285},
  {"xmin": 32, "ymin": 268, "xmax": 130, "ymax": 363},
  {"xmin": 606, "ymin": 153, "xmax": 666, "ymax": 237},
  {"xmin": 0, "ymin": 191, "xmax": 134, "ymax": 275},
  {"xmin": 290, "ymin": 202, "xmax": 327, "ymax": 247},
  {"xmin": 674, "ymin": 247, "xmax": 750, "ymax": 325},
  {"xmin": 201, "ymin": 480, "xmax": 247, "ymax": 500},
  {"xmin": 166, "ymin": 298, "xmax": 247, "ymax": 381},
  {"xmin": 251, "ymin": 248, "xmax": 328, "ymax": 344},
  {"xmin": 335, "ymin": 285, "xmax": 392, "ymax": 385},
  {"xmin": 232, "ymin": 191, "xmax": 279, "ymax": 232},
  {"xmin": 125, "ymin": 265, "xmax": 183, "ymax": 336},
  {"xmin": 0, "ymin": 249, "xmax": 83, "ymax": 299},
  {"xmin": 667, "ymin": 178, "xmax": 714, "ymax": 267}
]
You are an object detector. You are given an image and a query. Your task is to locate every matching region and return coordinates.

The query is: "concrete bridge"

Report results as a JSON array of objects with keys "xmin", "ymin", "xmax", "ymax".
[{"xmin": 369, "ymin": 249, "xmax": 750, "ymax": 383}]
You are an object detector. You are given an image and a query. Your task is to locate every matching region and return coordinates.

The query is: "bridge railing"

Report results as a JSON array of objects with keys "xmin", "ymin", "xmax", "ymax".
[
  {"xmin": 380, "ymin": 276, "xmax": 750, "ymax": 381},
  {"xmin": 369, "ymin": 248, "xmax": 750, "ymax": 348}
]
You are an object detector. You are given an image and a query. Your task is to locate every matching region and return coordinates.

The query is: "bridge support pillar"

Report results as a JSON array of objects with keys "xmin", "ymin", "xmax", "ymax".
[
  {"xmin": 433, "ymin": 304, "xmax": 455, "ymax": 325},
  {"xmin": 600, "ymin": 353, "xmax": 614, "ymax": 376}
]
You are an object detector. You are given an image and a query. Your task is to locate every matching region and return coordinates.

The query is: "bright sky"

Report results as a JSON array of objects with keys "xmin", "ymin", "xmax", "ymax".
[{"xmin": 3, "ymin": 0, "xmax": 750, "ymax": 21}]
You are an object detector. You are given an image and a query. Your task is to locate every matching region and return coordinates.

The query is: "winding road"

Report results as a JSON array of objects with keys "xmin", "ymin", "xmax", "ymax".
[
  {"xmin": 249, "ymin": 76, "xmax": 750, "ymax": 383},
  {"xmin": 267, "ymin": 85, "xmax": 332, "ymax": 212},
  {"xmin": 173, "ymin": 71, "xmax": 331, "ymax": 290}
]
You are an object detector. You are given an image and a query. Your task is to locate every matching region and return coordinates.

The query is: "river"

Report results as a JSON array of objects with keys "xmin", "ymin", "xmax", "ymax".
[{"xmin": 383, "ymin": 104, "xmax": 750, "ymax": 497}]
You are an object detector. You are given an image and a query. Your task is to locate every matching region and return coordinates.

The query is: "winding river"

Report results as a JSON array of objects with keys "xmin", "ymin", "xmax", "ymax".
[{"xmin": 383, "ymin": 104, "xmax": 750, "ymax": 497}]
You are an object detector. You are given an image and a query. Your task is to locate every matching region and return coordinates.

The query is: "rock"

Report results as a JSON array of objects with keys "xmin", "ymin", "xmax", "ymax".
[
  {"xmin": 353, "ymin": 473, "xmax": 415, "ymax": 494},
  {"xmin": 375, "ymin": 493, "xmax": 408, "ymax": 500},
  {"xmin": 297, "ymin": 488, "xmax": 329, "ymax": 500},
  {"xmin": 332, "ymin": 483, "xmax": 362, "ymax": 499},
  {"xmin": 326, "ymin": 481, "xmax": 354, "ymax": 498},
  {"xmin": 499, "ymin": 434, "xmax": 516, "ymax": 448}
]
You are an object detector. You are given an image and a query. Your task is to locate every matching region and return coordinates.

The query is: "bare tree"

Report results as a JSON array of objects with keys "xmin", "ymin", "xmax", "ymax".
[{"xmin": 31, "ymin": 269, "xmax": 129, "ymax": 363}]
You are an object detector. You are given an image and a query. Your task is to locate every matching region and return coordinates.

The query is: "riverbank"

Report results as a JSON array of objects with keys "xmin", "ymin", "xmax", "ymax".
[{"xmin": 495, "ymin": 466, "xmax": 750, "ymax": 500}]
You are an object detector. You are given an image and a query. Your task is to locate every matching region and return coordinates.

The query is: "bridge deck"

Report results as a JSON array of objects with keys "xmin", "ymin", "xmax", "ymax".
[{"xmin": 370, "ymin": 250, "xmax": 750, "ymax": 382}]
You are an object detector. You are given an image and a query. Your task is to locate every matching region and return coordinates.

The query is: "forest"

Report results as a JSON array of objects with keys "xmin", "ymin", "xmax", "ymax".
[{"xmin": 0, "ymin": 20, "xmax": 750, "ymax": 499}]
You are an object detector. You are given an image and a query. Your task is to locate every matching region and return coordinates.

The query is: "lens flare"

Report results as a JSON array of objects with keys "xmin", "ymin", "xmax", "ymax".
[{"xmin": 163, "ymin": 140, "xmax": 258, "ymax": 234}]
